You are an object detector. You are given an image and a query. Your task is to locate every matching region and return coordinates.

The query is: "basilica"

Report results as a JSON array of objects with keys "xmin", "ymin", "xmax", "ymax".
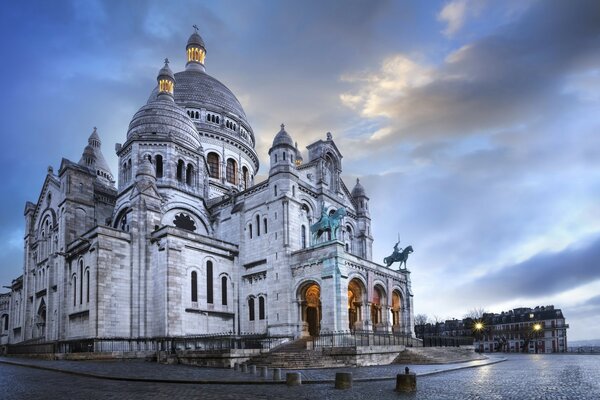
[{"xmin": 1, "ymin": 31, "xmax": 414, "ymax": 346}]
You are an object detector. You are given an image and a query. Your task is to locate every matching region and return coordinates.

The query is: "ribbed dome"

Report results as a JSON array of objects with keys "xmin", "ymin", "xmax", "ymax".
[
  {"xmin": 272, "ymin": 124, "xmax": 294, "ymax": 148},
  {"xmin": 158, "ymin": 60, "xmax": 175, "ymax": 80},
  {"xmin": 351, "ymin": 178, "xmax": 367, "ymax": 198},
  {"xmin": 128, "ymin": 99, "xmax": 201, "ymax": 149},
  {"xmin": 187, "ymin": 32, "xmax": 206, "ymax": 49},
  {"xmin": 148, "ymin": 70, "xmax": 248, "ymax": 120}
]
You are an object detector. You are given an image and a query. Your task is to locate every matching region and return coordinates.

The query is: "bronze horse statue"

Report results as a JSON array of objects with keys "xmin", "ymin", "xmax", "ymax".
[
  {"xmin": 310, "ymin": 207, "xmax": 346, "ymax": 242},
  {"xmin": 384, "ymin": 245, "xmax": 413, "ymax": 269}
]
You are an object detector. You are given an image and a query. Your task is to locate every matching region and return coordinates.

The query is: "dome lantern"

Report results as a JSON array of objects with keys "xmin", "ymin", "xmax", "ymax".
[
  {"xmin": 157, "ymin": 58, "xmax": 175, "ymax": 101},
  {"xmin": 186, "ymin": 25, "xmax": 207, "ymax": 72}
]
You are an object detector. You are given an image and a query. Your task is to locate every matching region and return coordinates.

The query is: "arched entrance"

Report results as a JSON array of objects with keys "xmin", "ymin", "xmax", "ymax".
[
  {"xmin": 392, "ymin": 290, "xmax": 402, "ymax": 332},
  {"xmin": 35, "ymin": 299, "xmax": 47, "ymax": 338},
  {"xmin": 348, "ymin": 278, "xmax": 365, "ymax": 330},
  {"xmin": 371, "ymin": 285, "xmax": 386, "ymax": 331},
  {"xmin": 299, "ymin": 282, "xmax": 321, "ymax": 337}
]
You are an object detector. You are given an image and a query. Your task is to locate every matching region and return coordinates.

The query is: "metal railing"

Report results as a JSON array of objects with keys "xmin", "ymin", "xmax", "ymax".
[
  {"xmin": 310, "ymin": 330, "xmax": 421, "ymax": 350},
  {"xmin": 6, "ymin": 333, "xmax": 293, "ymax": 355},
  {"xmin": 421, "ymin": 335, "xmax": 473, "ymax": 347}
]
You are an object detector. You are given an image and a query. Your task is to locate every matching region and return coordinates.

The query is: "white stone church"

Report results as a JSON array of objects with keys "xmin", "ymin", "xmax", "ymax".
[{"xmin": 2, "ymin": 31, "xmax": 414, "ymax": 346}]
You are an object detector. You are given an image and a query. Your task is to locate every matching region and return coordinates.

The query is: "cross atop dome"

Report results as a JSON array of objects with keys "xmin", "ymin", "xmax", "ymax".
[
  {"xmin": 281, "ymin": 123, "xmax": 285, "ymax": 130},
  {"xmin": 193, "ymin": 24, "xmax": 199, "ymax": 33}
]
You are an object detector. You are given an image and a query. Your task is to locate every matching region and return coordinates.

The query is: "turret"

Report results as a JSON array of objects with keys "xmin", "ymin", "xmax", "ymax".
[
  {"xmin": 268, "ymin": 124, "xmax": 296, "ymax": 173},
  {"xmin": 351, "ymin": 178, "xmax": 373, "ymax": 260},
  {"xmin": 78, "ymin": 127, "xmax": 115, "ymax": 186},
  {"xmin": 157, "ymin": 59, "xmax": 175, "ymax": 101},
  {"xmin": 185, "ymin": 26, "xmax": 207, "ymax": 72}
]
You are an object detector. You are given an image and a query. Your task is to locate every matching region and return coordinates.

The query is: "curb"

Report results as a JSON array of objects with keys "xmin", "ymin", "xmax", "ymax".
[{"xmin": 0, "ymin": 357, "xmax": 507, "ymax": 385}]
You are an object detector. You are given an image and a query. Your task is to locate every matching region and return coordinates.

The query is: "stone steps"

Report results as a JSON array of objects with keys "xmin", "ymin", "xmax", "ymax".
[{"xmin": 245, "ymin": 338, "xmax": 349, "ymax": 368}]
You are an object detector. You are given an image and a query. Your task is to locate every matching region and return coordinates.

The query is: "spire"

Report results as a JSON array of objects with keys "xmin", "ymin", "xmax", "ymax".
[
  {"xmin": 186, "ymin": 26, "xmax": 207, "ymax": 72},
  {"xmin": 157, "ymin": 58, "xmax": 175, "ymax": 101},
  {"xmin": 79, "ymin": 127, "xmax": 115, "ymax": 187}
]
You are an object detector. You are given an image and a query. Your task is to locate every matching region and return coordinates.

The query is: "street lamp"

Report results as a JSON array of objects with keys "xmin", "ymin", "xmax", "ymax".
[
  {"xmin": 533, "ymin": 323, "xmax": 542, "ymax": 353},
  {"xmin": 473, "ymin": 321, "xmax": 485, "ymax": 352}
]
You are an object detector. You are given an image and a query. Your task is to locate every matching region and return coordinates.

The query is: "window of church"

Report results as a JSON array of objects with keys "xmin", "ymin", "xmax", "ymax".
[
  {"xmin": 207, "ymin": 153, "xmax": 220, "ymax": 179},
  {"xmin": 173, "ymin": 213, "xmax": 196, "ymax": 232},
  {"xmin": 72, "ymin": 275, "xmax": 77, "ymax": 307},
  {"xmin": 226, "ymin": 159, "xmax": 237, "ymax": 184},
  {"xmin": 274, "ymin": 154, "xmax": 278, "ymax": 163},
  {"xmin": 302, "ymin": 225, "xmax": 307, "ymax": 249},
  {"xmin": 79, "ymin": 261, "xmax": 84, "ymax": 305},
  {"xmin": 263, "ymin": 218, "xmax": 267, "ymax": 234},
  {"xmin": 177, "ymin": 160, "xmax": 184, "ymax": 182},
  {"xmin": 86, "ymin": 269, "xmax": 90, "ymax": 303},
  {"xmin": 191, "ymin": 271, "xmax": 198, "ymax": 302},
  {"xmin": 259, "ymin": 296, "xmax": 265, "ymax": 320},
  {"xmin": 221, "ymin": 276, "xmax": 227, "ymax": 306},
  {"xmin": 274, "ymin": 185, "xmax": 277, "ymax": 196},
  {"xmin": 248, "ymin": 297, "xmax": 255, "ymax": 321},
  {"xmin": 256, "ymin": 215, "xmax": 260, "ymax": 237},
  {"xmin": 207, "ymin": 261, "xmax": 213, "ymax": 304},
  {"xmin": 155, "ymin": 155, "xmax": 163, "ymax": 178},
  {"xmin": 242, "ymin": 166, "xmax": 249, "ymax": 190},
  {"xmin": 2, "ymin": 315, "xmax": 7, "ymax": 331},
  {"xmin": 186, "ymin": 164, "xmax": 194, "ymax": 185},
  {"xmin": 249, "ymin": 224, "xmax": 253, "ymax": 239}
]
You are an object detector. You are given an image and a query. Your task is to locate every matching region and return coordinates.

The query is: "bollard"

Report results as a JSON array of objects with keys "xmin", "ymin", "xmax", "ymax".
[
  {"xmin": 395, "ymin": 367, "xmax": 417, "ymax": 393},
  {"xmin": 233, "ymin": 363, "xmax": 239, "ymax": 371},
  {"xmin": 286, "ymin": 372, "xmax": 302, "ymax": 386},
  {"xmin": 241, "ymin": 364, "xmax": 248, "ymax": 373},
  {"xmin": 273, "ymin": 368, "xmax": 282, "ymax": 381},
  {"xmin": 334, "ymin": 372, "xmax": 353, "ymax": 389},
  {"xmin": 259, "ymin": 366, "xmax": 268, "ymax": 378},
  {"xmin": 249, "ymin": 365, "xmax": 257, "ymax": 374}
]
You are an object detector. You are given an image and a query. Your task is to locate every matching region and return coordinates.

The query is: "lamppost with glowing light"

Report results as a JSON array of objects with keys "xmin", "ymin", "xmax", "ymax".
[
  {"xmin": 473, "ymin": 321, "xmax": 485, "ymax": 352},
  {"xmin": 533, "ymin": 323, "xmax": 542, "ymax": 353}
]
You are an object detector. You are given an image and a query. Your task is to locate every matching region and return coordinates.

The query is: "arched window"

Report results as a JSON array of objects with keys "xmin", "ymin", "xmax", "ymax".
[
  {"xmin": 221, "ymin": 276, "xmax": 228, "ymax": 306},
  {"xmin": 79, "ymin": 261, "xmax": 83, "ymax": 305},
  {"xmin": 207, "ymin": 153, "xmax": 220, "ymax": 179},
  {"xmin": 186, "ymin": 164, "xmax": 194, "ymax": 185},
  {"xmin": 242, "ymin": 166, "xmax": 249, "ymax": 190},
  {"xmin": 72, "ymin": 276, "xmax": 77, "ymax": 307},
  {"xmin": 191, "ymin": 271, "xmax": 198, "ymax": 302},
  {"xmin": 301, "ymin": 225, "xmax": 307, "ymax": 249},
  {"xmin": 249, "ymin": 224, "xmax": 253, "ymax": 239},
  {"xmin": 2, "ymin": 315, "xmax": 7, "ymax": 331},
  {"xmin": 127, "ymin": 159, "xmax": 132, "ymax": 181},
  {"xmin": 195, "ymin": 111, "xmax": 199, "ymax": 119},
  {"xmin": 155, "ymin": 155, "xmax": 163, "ymax": 178},
  {"xmin": 226, "ymin": 159, "xmax": 237, "ymax": 184},
  {"xmin": 248, "ymin": 297, "xmax": 255, "ymax": 321},
  {"xmin": 259, "ymin": 296, "xmax": 265, "ymax": 320},
  {"xmin": 274, "ymin": 154, "xmax": 278, "ymax": 163},
  {"xmin": 256, "ymin": 215, "xmax": 260, "ymax": 236},
  {"xmin": 206, "ymin": 261, "xmax": 213, "ymax": 304},
  {"xmin": 274, "ymin": 185, "xmax": 278, "ymax": 196},
  {"xmin": 176, "ymin": 160, "xmax": 184, "ymax": 182},
  {"xmin": 263, "ymin": 218, "xmax": 268, "ymax": 234},
  {"xmin": 283, "ymin": 152, "xmax": 286, "ymax": 161},
  {"xmin": 86, "ymin": 269, "xmax": 90, "ymax": 303}
]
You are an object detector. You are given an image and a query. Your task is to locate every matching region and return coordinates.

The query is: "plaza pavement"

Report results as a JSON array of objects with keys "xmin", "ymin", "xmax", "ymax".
[{"xmin": 0, "ymin": 355, "xmax": 506, "ymax": 384}]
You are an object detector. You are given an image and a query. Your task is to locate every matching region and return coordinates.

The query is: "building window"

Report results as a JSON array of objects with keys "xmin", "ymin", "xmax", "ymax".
[
  {"xmin": 256, "ymin": 215, "xmax": 260, "ymax": 236},
  {"xmin": 191, "ymin": 271, "xmax": 198, "ymax": 302},
  {"xmin": 186, "ymin": 164, "xmax": 194, "ymax": 185},
  {"xmin": 177, "ymin": 159, "xmax": 184, "ymax": 182},
  {"xmin": 263, "ymin": 218, "xmax": 268, "ymax": 234},
  {"xmin": 207, "ymin": 261, "xmax": 213, "ymax": 304},
  {"xmin": 86, "ymin": 269, "xmax": 90, "ymax": 303},
  {"xmin": 274, "ymin": 185, "xmax": 278, "ymax": 196},
  {"xmin": 73, "ymin": 276, "xmax": 77, "ymax": 307},
  {"xmin": 155, "ymin": 155, "xmax": 163, "ymax": 178},
  {"xmin": 259, "ymin": 296, "xmax": 265, "ymax": 320},
  {"xmin": 301, "ymin": 225, "xmax": 307, "ymax": 249},
  {"xmin": 226, "ymin": 159, "xmax": 237, "ymax": 184},
  {"xmin": 2, "ymin": 315, "xmax": 7, "ymax": 331},
  {"xmin": 249, "ymin": 298, "xmax": 255, "ymax": 321},
  {"xmin": 221, "ymin": 276, "xmax": 228, "ymax": 306},
  {"xmin": 79, "ymin": 261, "xmax": 83, "ymax": 305},
  {"xmin": 207, "ymin": 153, "xmax": 220, "ymax": 179},
  {"xmin": 249, "ymin": 224, "xmax": 253, "ymax": 239}
]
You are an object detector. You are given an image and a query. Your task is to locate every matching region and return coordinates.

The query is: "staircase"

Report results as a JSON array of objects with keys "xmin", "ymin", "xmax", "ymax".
[{"xmin": 244, "ymin": 338, "xmax": 350, "ymax": 369}]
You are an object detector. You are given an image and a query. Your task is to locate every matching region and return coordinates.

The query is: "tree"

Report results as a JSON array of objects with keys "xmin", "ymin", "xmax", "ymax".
[
  {"xmin": 414, "ymin": 314, "xmax": 429, "ymax": 338},
  {"xmin": 464, "ymin": 308, "xmax": 487, "ymax": 320}
]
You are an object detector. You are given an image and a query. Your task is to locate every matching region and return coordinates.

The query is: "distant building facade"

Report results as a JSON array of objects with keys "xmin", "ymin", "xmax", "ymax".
[
  {"xmin": 415, "ymin": 306, "xmax": 569, "ymax": 353},
  {"xmin": 3, "ymin": 30, "xmax": 415, "ymax": 347}
]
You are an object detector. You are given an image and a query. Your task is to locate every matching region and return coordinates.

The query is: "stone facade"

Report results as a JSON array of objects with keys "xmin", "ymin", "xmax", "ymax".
[{"xmin": 4, "ymin": 31, "xmax": 414, "ymax": 345}]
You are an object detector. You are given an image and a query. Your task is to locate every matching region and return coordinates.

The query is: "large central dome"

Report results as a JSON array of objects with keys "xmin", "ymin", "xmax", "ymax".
[{"xmin": 148, "ymin": 70, "xmax": 247, "ymax": 120}]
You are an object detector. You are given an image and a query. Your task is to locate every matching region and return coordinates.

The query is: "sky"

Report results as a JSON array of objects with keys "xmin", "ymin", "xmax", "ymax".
[{"xmin": 0, "ymin": 0, "xmax": 599, "ymax": 341}]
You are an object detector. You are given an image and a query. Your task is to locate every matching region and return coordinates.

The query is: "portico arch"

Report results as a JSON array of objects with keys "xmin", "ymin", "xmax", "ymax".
[
  {"xmin": 371, "ymin": 285, "xmax": 387, "ymax": 331},
  {"xmin": 297, "ymin": 281, "xmax": 321, "ymax": 337},
  {"xmin": 348, "ymin": 278, "xmax": 366, "ymax": 331},
  {"xmin": 391, "ymin": 290, "xmax": 402, "ymax": 332}
]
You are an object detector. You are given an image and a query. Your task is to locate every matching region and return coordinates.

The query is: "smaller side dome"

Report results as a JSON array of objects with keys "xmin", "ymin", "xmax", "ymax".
[
  {"xmin": 187, "ymin": 31, "xmax": 206, "ymax": 49},
  {"xmin": 271, "ymin": 123, "xmax": 295, "ymax": 149},
  {"xmin": 157, "ymin": 58, "xmax": 175, "ymax": 100},
  {"xmin": 351, "ymin": 178, "xmax": 367, "ymax": 198}
]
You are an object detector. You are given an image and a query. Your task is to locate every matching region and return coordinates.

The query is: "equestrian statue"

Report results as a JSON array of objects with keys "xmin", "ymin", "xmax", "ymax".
[
  {"xmin": 310, "ymin": 204, "xmax": 346, "ymax": 242},
  {"xmin": 384, "ymin": 240, "xmax": 414, "ymax": 269}
]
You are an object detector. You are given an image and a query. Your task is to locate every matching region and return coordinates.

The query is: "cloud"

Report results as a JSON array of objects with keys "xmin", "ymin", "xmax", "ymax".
[
  {"xmin": 455, "ymin": 235, "xmax": 600, "ymax": 303},
  {"xmin": 438, "ymin": 0, "xmax": 469, "ymax": 36}
]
